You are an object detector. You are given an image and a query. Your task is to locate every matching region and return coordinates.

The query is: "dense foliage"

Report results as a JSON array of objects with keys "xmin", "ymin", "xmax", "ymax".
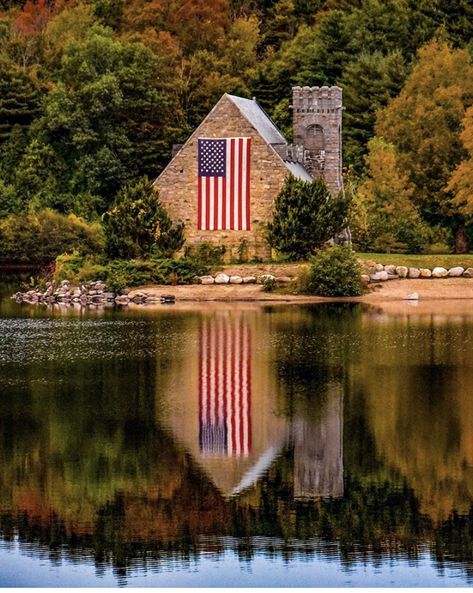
[
  {"xmin": 102, "ymin": 177, "xmax": 185, "ymax": 259},
  {"xmin": 300, "ymin": 244, "xmax": 363, "ymax": 297},
  {"xmin": 1, "ymin": 0, "xmax": 473, "ymax": 254},
  {"xmin": 267, "ymin": 175, "xmax": 350, "ymax": 260}
]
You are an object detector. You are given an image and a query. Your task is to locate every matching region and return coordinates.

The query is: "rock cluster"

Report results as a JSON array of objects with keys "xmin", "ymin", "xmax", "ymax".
[
  {"xmin": 195, "ymin": 274, "xmax": 292, "ymax": 285},
  {"xmin": 12, "ymin": 280, "xmax": 175, "ymax": 307},
  {"xmin": 361, "ymin": 261, "xmax": 473, "ymax": 282}
]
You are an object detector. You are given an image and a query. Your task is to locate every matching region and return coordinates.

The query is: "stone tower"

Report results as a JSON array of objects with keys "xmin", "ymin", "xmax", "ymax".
[{"xmin": 291, "ymin": 86, "xmax": 343, "ymax": 194}]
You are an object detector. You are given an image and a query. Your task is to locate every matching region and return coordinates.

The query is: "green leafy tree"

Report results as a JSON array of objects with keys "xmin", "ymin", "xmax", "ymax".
[
  {"xmin": 102, "ymin": 177, "xmax": 185, "ymax": 259},
  {"xmin": 267, "ymin": 175, "xmax": 350, "ymax": 260},
  {"xmin": 303, "ymin": 244, "xmax": 363, "ymax": 297}
]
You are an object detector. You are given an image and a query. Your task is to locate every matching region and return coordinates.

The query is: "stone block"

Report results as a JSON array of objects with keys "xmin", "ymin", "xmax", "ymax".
[{"xmin": 408, "ymin": 268, "xmax": 420, "ymax": 278}]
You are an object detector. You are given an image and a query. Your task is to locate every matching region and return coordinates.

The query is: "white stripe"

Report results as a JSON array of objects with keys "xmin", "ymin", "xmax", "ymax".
[
  {"xmin": 241, "ymin": 139, "xmax": 248, "ymax": 231},
  {"xmin": 201, "ymin": 178, "xmax": 207, "ymax": 230},
  {"xmin": 217, "ymin": 318, "xmax": 224, "ymax": 428},
  {"xmin": 208, "ymin": 178, "xmax": 214, "ymax": 230},
  {"xmin": 226, "ymin": 320, "xmax": 233, "ymax": 455},
  {"xmin": 233, "ymin": 140, "xmax": 239, "ymax": 230},
  {"xmin": 225, "ymin": 139, "xmax": 231, "ymax": 230}
]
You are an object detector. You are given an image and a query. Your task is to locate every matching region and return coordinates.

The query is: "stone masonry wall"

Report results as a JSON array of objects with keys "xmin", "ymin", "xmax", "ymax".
[{"xmin": 154, "ymin": 95, "xmax": 289, "ymax": 261}]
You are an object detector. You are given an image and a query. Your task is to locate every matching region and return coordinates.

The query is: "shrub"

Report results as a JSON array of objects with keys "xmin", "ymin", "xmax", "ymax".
[
  {"xmin": 183, "ymin": 241, "xmax": 226, "ymax": 266},
  {"xmin": 0, "ymin": 209, "xmax": 105, "ymax": 264},
  {"xmin": 103, "ymin": 177, "xmax": 185, "ymax": 259},
  {"xmin": 299, "ymin": 245, "xmax": 363, "ymax": 297},
  {"xmin": 54, "ymin": 254, "xmax": 211, "ymax": 292},
  {"xmin": 267, "ymin": 175, "xmax": 350, "ymax": 260}
]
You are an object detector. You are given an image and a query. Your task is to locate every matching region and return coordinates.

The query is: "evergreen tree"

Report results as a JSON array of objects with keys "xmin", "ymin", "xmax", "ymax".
[{"xmin": 267, "ymin": 175, "xmax": 350, "ymax": 260}]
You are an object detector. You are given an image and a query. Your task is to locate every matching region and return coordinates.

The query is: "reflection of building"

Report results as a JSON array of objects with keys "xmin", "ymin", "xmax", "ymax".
[
  {"xmin": 199, "ymin": 315, "xmax": 251, "ymax": 457},
  {"xmin": 160, "ymin": 308, "xmax": 344, "ymax": 501},
  {"xmin": 292, "ymin": 383, "xmax": 344, "ymax": 500}
]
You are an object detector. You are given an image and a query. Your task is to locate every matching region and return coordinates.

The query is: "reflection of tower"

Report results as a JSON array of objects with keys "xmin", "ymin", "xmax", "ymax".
[
  {"xmin": 199, "ymin": 316, "xmax": 252, "ymax": 457},
  {"xmin": 293, "ymin": 383, "xmax": 344, "ymax": 499}
]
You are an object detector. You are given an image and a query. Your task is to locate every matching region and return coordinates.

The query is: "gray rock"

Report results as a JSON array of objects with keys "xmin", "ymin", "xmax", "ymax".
[
  {"xmin": 448, "ymin": 266, "xmax": 464, "ymax": 277},
  {"xmin": 419, "ymin": 268, "xmax": 432, "ymax": 278},
  {"xmin": 242, "ymin": 276, "xmax": 256, "ymax": 284},
  {"xmin": 200, "ymin": 275, "xmax": 215, "ymax": 285},
  {"xmin": 463, "ymin": 267, "xmax": 473, "ymax": 277},
  {"xmin": 405, "ymin": 292, "xmax": 419, "ymax": 300},
  {"xmin": 229, "ymin": 275, "xmax": 243, "ymax": 284},
  {"xmin": 432, "ymin": 266, "xmax": 448, "ymax": 278},
  {"xmin": 276, "ymin": 276, "xmax": 292, "ymax": 283},
  {"xmin": 361, "ymin": 274, "xmax": 370, "ymax": 285},
  {"xmin": 384, "ymin": 265, "xmax": 397, "ymax": 275},
  {"xmin": 374, "ymin": 263, "xmax": 384, "ymax": 272},
  {"xmin": 396, "ymin": 266, "xmax": 408, "ymax": 278},
  {"xmin": 215, "ymin": 273, "xmax": 230, "ymax": 284},
  {"xmin": 408, "ymin": 267, "xmax": 420, "ymax": 278},
  {"xmin": 370, "ymin": 271, "xmax": 389, "ymax": 281},
  {"xmin": 115, "ymin": 295, "xmax": 130, "ymax": 305}
]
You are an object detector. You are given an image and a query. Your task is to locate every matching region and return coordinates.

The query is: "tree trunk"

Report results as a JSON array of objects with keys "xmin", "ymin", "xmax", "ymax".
[{"xmin": 455, "ymin": 225, "xmax": 469, "ymax": 254}]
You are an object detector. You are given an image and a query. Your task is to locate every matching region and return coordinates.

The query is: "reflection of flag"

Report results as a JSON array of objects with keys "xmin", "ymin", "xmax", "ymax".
[
  {"xmin": 197, "ymin": 138, "xmax": 251, "ymax": 231},
  {"xmin": 199, "ymin": 316, "xmax": 252, "ymax": 456}
]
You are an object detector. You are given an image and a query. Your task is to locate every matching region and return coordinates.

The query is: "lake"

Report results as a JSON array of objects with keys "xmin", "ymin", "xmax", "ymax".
[{"xmin": 1, "ymin": 273, "xmax": 473, "ymax": 587}]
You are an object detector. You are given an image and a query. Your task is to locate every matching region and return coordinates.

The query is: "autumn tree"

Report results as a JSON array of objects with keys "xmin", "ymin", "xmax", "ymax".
[
  {"xmin": 376, "ymin": 41, "xmax": 473, "ymax": 252},
  {"xmin": 447, "ymin": 106, "xmax": 473, "ymax": 216},
  {"xmin": 352, "ymin": 138, "xmax": 428, "ymax": 253}
]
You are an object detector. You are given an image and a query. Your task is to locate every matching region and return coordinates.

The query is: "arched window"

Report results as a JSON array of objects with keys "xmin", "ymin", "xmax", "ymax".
[{"xmin": 305, "ymin": 124, "xmax": 325, "ymax": 152}]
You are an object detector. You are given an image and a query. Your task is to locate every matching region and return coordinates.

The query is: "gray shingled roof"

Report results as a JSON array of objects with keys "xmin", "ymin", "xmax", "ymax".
[
  {"xmin": 227, "ymin": 94, "xmax": 311, "ymax": 181},
  {"xmin": 227, "ymin": 94, "xmax": 287, "ymax": 146}
]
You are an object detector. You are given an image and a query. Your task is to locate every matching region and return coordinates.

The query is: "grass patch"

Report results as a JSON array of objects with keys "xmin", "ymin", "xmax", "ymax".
[{"xmin": 356, "ymin": 252, "xmax": 473, "ymax": 269}]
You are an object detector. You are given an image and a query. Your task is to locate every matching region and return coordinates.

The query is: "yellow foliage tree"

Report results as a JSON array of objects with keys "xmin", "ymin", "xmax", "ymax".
[{"xmin": 447, "ymin": 105, "xmax": 473, "ymax": 215}]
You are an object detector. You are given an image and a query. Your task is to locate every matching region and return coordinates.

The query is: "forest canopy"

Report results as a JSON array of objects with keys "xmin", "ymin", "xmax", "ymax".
[{"xmin": 1, "ymin": 0, "xmax": 473, "ymax": 252}]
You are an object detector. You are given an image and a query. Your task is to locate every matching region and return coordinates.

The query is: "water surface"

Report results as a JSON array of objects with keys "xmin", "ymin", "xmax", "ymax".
[{"xmin": 1, "ymin": 274, "xmax": 473, "ymax": 587}]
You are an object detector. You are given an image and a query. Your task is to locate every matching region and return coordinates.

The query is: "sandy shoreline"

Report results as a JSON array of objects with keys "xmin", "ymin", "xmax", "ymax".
[{"xmin": 129, "ymin": 277, "xmax": 473, "ymax": 301}]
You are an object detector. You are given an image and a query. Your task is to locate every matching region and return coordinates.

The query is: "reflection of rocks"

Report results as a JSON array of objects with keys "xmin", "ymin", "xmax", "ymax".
[{"xmin": 292, "ymin": 383, "xmax": 344, "ymax": 500}]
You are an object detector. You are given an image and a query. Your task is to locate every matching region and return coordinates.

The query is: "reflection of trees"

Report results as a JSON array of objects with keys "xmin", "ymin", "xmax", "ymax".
[{"xmin": 1, "ymin": 304, "xmax": 473, "ymax": 579}]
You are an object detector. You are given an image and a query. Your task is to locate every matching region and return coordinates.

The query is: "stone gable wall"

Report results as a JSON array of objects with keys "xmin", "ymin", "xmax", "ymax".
[{"xmin": 154, "ymin": 95, "xmax": 289, "ymax": 261}]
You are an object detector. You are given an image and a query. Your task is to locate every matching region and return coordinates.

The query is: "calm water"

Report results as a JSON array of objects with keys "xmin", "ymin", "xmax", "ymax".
[{"xmin": 1, "ymin": 273, "xmax": 473, "ymax": 587}]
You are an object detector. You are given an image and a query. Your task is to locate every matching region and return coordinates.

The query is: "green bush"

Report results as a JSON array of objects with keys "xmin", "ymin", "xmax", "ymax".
[
  {"xmin": 0, "ymin": 209, "xmax": 105, "ymax": 264},
  {"xmin": 183, "ymin": 241, "xmax": 226, "ymax": 266},
  {"xmin": 267, "ymin": 175, "xmax": 351, "ymax": 260},
  {"xmin": 103, "ymin": 177, "xmax": 185, "ymax": 259},
  {"xmin": 299, "ymin": 245, "xmax": 364, "ymax": 297},
  {"xmin": 54, "ymin": 254, "xmax": 210, "ymax": 292}
]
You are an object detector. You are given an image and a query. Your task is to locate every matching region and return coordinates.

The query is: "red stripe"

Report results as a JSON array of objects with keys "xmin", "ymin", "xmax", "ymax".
[
  {"xmin": 246, "ymin": 323, "xmax": 251, "ymax": 453},
  {"xmin": 206, "ymin": 320, "xmax": 211, "ymax": 426},
  {"xmin": 205, "ymin": 177, "xmax": 210, "ymax": 231},
  {"xmin": 215, "ymin": 318, "xmax": 220, "ymax": 425},
  {"xmin": 198, "ymin": 323, "xmax": 203, "ymax": 425},
  {"xmin": 222, "ymin": 321, "xmax": 227, "ymax": 452},
  {"xmin": 246, "ymin": 140, "xmax": 251, "ymax": 230},
  {"xmin": 238, "ymin": 139, "xmax": 243, "ymax": 231},
  {"xmin": 239, "ymin": 320, "xmax": 244, "ymax": 453},
  {"xmin": 222, "ymin": 174, "xmax": 227, "ymax": 230},
  {"xmin": 229, "ymin": 139, "xmax": 235, "ymax": 230},
  {"xmin": 197, "ymin": 176, "xmax": 202, "ymax": 230},
  {"xmin": 230, "ymin": 320, "xmax": 236, "ymax": 454}
]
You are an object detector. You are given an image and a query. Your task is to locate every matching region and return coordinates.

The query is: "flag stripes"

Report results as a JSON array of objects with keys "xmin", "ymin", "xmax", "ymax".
[
  {"xmin": 199, "ymin": 316, "xmax": 252, "ymax": 457},
  {"xmin": 198, "ymin": 137, "xmax": 251, "ymax": 231}
]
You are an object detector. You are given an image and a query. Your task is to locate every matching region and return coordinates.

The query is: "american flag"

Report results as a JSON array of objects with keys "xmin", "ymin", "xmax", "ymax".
[
  {"xmin": 199, "ymin": 315, "xmax": 252, "ymax": 457},
  {"xmin": 197, "ymin": 137, "xmax": 251, "ymax": 231}
]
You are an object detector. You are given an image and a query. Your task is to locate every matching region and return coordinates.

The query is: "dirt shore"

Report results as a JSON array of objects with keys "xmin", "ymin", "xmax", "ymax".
[{"xmin": 128, "ymin": 277, "xmax": 473, "ymax": 307}]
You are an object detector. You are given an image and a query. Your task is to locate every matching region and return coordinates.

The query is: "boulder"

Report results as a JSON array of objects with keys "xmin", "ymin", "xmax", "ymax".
[
  {"xmin": 448, "ymin": 266, "xmax": 464, "ymax": 277},
  {"xmin": 463, "ymin": 267, "xmax": 473, "ymax": 277},
  {"xmin": 115, "ymin": 295, "xmax": 130, "ymax": 305},
  {"xmin": 200, "ymin": 275, "xmax": 215, "ymax": 285},
  {"xmin": 408, "ymin": 268, "xmax": 420, "ymax": 278},
  {"xmin": 215, "ymin": 273, "xmax": 230, "ymax": 284},
  {"xmin": 370, "ymin": 271, "xmax": 389, "ymax": 281},
  {"xmin": 419, "ymin": 268, "xmax": 432, "ymax": 278},
  {"xmin": 361, "ymin": 274, "xmax": 370, "ymax": 285},
  {"xmin": 405, "ymin": 292, "xmax": 419, "ymax": 300},
  {"xmin": 395, "ymin": 266, "xmax": 408, "ymax": 278},
  {"xmin": 229, "ymin": 275, "xmax": 243, "ymax": 284},
  {"xmin": 276, "ymin": 276, "xmax": 292, "ymax": 283},
  {"xmin": 374, "ymin": 263, "xmax": 384, "ymax": 272},
  {"xmin": 242, "ymin": 276, "xmax": 256, "ymax": 284},
  {"xmin": 384, "ymin": 264, "xmax": 397, "ymax": 275},
  {"xmin": 432, "ymin": 267, "xmax": 448, "ymax": 278}
]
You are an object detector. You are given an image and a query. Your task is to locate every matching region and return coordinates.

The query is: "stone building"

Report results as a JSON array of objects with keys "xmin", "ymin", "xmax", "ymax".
[{"xmin": 153, "ymin": 86, "xmax": 343, "ymax": 260}]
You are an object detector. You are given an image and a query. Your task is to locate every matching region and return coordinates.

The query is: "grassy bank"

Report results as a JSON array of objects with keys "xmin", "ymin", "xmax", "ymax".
[{"xmin": 356, "ymin": 253, "xmax": 473, "ymax": 269}]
